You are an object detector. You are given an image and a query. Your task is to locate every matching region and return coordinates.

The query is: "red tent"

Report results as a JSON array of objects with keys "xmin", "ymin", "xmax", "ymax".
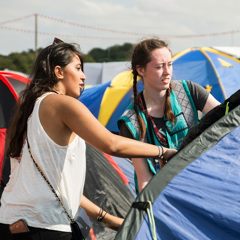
[{"xmin": 0, "ymin": 70, "xmax": 29, "ymax": 185}]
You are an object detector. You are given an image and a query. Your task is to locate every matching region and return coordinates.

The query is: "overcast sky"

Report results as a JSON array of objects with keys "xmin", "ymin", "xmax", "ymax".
[{"xmin": 0, "ymin": 0, "xmax": 240, "ymax": 56}]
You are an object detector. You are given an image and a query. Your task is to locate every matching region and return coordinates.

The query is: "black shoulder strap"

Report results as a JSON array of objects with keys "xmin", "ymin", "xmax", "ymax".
[{"xmin": 132, "ymin": 201, "xmax": 151, "ymax": 211}]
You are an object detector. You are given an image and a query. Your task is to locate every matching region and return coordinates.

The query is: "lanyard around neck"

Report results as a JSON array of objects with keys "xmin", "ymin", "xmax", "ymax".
[{"xmin": 139, "ymin": 93, "xmax": 167, "ymax": 145}]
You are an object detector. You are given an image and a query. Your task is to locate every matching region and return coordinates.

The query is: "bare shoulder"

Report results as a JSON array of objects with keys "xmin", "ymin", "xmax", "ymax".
[
  {"xmin": 39, "ymin": 94, "xmax": 86, "ymax": 145},
  {"xmin": 40, "ymin": 94, "xmax": 85, "ymax": 115},
  {"xmin": 40, "ymin": 93, "xmax": 93, "ymax": 127}
]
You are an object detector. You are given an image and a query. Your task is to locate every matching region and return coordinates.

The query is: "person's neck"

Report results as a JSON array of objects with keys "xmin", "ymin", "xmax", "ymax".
[
  {"xmin": 51, "ymin": 82, "xmax": 65, "ymax": 95},
  {"xmin": 143, "ymin": 89, "xmax": 167, "ymax": 118}
]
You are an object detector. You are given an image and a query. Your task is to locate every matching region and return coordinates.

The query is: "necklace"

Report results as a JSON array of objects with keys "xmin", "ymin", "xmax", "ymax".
[{"xmin": 50, "ymin": 90, "xmax": 59, "ymax": 94}]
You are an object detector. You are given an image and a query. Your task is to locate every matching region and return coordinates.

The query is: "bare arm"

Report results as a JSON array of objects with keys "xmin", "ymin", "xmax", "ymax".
[
  {"xmin": 133, "ymin": 148, "xmax": 177, "ymax": 193},
  {"xmin": 80, "ymin": 195, "xmax": 124, "ymax": 231},
  {"xmin": 132, "ymin": 157, "xmax": 153, "ymax": 193},
  {"xmin": 41, "ymin": 94, "xmax": 177, "ymax": 160},
  {"xmin": 202, "ymin": 94, "xmax": 220, "ymax": 114},
  {"xmin": 57, "ymin": 95, "xmax": 162, "ymax": 159}
]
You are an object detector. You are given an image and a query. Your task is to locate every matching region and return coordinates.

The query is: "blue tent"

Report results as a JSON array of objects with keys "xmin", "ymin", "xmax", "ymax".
[
  {"xmin": 114, "ymin": 90, "xmax": 240, "ymax": 240},
  {"xmin": 80, "ymin": 71, "xmax": 143, "ymax": 133},
  {"xmin": 172, "ymin": 47, "xmax": 240, "ymax": 103}
]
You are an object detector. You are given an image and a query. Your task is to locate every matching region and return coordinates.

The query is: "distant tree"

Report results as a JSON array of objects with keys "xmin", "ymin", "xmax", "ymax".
[
  {"xmin": 88, "ymin": 48, "xmax": 108, "ymax": 62},
  {"xmin": 83, "ymin": 54, "xmax": 95, "ymax": 63},
  {"xmin": 0, "ymin": 56, "xmax": 17, "ymax": 71},
  {"xmin": 0, "ymin": 50, "xmax": 36, "ymax": 74},
  {"xmin": 88, "ymin": 43, "xmax": 134, "ymax": 62},
  {"xmin": 108, "ymin": 43, "xmax": 133, "ymax": 61},
  {"xmin": 9, "ymin": 53, "xmax": 28, "ymax": 74},
  {"xmin": 0, "ymin": 43, "xmax": 134, "ymax": 74}
]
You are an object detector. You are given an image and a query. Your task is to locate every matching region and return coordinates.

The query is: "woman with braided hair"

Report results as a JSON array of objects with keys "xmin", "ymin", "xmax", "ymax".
[{"xmin": 118, "ymin": 38, "xmax": 220, "ymax": 195}]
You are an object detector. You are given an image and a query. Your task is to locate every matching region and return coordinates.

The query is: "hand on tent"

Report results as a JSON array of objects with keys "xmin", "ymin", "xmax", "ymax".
[
  {"xmin": 102, "ymin": 214, "xmax": 124, "ymax": 231},
  {"xmin": 158, "ymin": 147, "xmax": 177, "ymax": 168},
  {"xmin": 80, "ymin": 195, "xmax": 124, "ymax": 231}
]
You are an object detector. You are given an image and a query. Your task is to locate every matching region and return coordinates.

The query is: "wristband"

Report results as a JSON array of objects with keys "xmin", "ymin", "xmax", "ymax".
[
  {"xmin": 157, "ymin": 145, "xmax": 164, "ymax": 159},
  {"xmin": 97, "ymin": 208, "xmax": 107, "ymax": 222}
]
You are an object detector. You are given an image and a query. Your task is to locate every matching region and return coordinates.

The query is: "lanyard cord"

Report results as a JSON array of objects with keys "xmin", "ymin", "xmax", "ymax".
[
  {"xmin": 139, "ymin": 93, "xmax": 167, "ymax": 146},
  {"xmin": 147, "ymin": 201, "xmax": 157, "ymax": 240},
  {"xmin": 225, "ymin": 102, "xmax": 229, "ymax": 115}
]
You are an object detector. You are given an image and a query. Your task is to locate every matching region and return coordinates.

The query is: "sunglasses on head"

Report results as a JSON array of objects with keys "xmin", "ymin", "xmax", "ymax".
[
  {"xmin": 52, "ymin": 37, "xmax": 64, "ymax": 46},
  {"xmin": 48, "ymin": 37, "xmax": 64, "ymax": 55}
]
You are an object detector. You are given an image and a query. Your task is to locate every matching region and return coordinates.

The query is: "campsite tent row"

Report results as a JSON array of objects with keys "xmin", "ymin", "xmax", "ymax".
[{"xmin": 1, "ymin": 46, "xmax": 240, "ymax": 239}]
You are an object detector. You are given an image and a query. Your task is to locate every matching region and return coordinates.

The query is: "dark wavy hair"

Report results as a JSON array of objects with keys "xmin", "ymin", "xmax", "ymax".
[
  {"xmin": 131, "ymin": 38, "xmax": 175, "ymax": 140},
  {"xmin": 6, "ymin": 41, "xmax": 84, "ymax": 158}
]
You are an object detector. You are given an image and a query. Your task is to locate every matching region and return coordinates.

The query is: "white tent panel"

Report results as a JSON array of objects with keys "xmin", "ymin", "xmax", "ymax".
[{"xmin": 84, "ymin": 61, "xmax": 130, "ymax": 85}]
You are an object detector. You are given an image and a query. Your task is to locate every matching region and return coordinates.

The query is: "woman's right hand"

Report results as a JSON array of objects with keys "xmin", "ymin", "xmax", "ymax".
[{"xmin": 164, "ymin": 148, "xmax": 177, "ymax": 160}]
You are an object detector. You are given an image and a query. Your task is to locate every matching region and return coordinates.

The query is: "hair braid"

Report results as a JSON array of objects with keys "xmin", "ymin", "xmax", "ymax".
[
  {"xmin": 164, "ymin": 83, "xmax": 175, "ymax": 123},
  {"xmin": 132, "ymin": 71, "xmax": 146, "ymax": 140}
]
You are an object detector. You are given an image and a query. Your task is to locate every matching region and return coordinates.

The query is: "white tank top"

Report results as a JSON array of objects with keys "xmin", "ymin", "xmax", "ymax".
[{"xmin": 0, "ymin": 93, "xmax": 86, "ymax": 232}]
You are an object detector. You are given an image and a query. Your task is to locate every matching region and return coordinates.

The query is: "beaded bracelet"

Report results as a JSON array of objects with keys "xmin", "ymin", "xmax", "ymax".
[{"xmin": 97, "ymin": 208, "xmax": 107, "ymax": 222}]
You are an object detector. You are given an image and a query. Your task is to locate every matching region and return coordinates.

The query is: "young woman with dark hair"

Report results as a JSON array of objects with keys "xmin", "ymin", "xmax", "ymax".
[{"xmin": 0, "ymin": 38, "xmax": 176, "ymax": 240}]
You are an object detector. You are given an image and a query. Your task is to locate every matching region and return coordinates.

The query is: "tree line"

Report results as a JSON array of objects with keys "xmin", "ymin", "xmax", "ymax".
[{"xmin": 0, "ymin": 43, "xmax": 134, "ymax": 75}]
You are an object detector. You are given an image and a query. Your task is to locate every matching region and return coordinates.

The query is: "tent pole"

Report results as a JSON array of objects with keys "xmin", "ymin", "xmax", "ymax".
[
  {"xmin": 35, "ymin": 14, "xmax": 38, "ymax": 58},
  {"xmin": 200, "ymin": 48, "xmax": 227, "ymax": 100}
]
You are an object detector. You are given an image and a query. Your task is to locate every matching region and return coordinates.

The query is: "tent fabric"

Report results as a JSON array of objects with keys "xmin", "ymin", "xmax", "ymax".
[
  {"xmin": 0, "ymin": 75, "xmax": 18, "ymax": 129},
  {"xmin": 172, "ymin": 47, "xmax": 240, "ymax": 103},
  {"xmin": 84, "ymin": 62, "xmax": 131, "ymax": 85},
  {"xmin": 84, "ymin": 142, "xmax": 135, "ymax": 240},
  {"xmin": 80, "ymin": 81, "xmax": 112, "ymax": 121},
  {"xmin": 212, "ymin": 46, "xmax": 240, "ymax": 59},
  {"xmin": 0, "ymin": 71, "xmax": 29, "ymax": 189},
  {"xmin": 110, "ymin": 156, "xmax": 136, "ymax": 197},
  {"xmin": 103, "ymin": 153, "xmax": 129, "ymax": 185},
  {"xmin": 0, "ymin": 129, "xmax": 7, "ymax": 183},
  {"xmin": 80, "ymin": 70, "xmax": 143, "ymax": 133},
  {"xmin": 115, "ymin": 91, "xmax": 240, "ymax": 240},
  {"xmin": 180, "ymin": 90, "xmax": 240, "ymax": 150}
]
